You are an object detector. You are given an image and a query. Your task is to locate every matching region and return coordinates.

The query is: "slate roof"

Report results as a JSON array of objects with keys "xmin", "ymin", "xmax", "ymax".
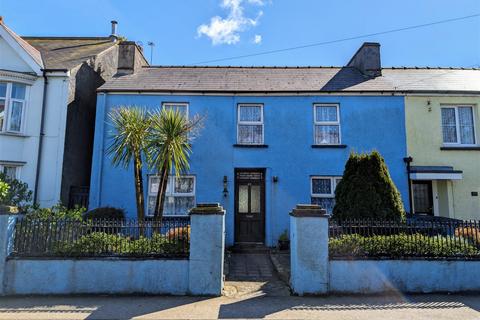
[
  {"xmin": 22, "ymin": 37, "xmax": 116, "ymax": 70},
  {"xmin": 98, "ymin": 66, "xmax": 480, "ymax": 94}
]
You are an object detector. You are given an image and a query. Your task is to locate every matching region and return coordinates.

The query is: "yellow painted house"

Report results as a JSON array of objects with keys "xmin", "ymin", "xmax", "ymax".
[{"xmin": 403, "ymin": 70, "xmax": 480, "ymax": 220}]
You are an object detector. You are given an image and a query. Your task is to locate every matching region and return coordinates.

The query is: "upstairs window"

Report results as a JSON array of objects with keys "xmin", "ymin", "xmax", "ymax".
[
  {"xmin": 147, "ymin": 175, "xmax": 196, "ymax": 216},
  {"xmin": 162, "ymin": 102, "xmax": 189, "ymax": 119},
  {"xmin": 310, "ymin": 176, "xmax": 342, "ymax": 214},
  {"xmin": 314, "ymin": 104, "xmax": 341, "ymax": 145},
  {"xmin": 237, "ymin": 104, "xmax": 264, "ymax": 145},
  {"xmin": 441, "ymin": 106, "xmax": 476, "ymax": 145},
  {"xmin": 0, "ymin": 82, "xmax": 27, "ymax": 133}
]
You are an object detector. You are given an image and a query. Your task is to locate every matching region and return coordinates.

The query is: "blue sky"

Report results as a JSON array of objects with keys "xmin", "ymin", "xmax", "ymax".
[{"xmin": 1, "ymin": 0, "xmax": 479, "ymax": 67}]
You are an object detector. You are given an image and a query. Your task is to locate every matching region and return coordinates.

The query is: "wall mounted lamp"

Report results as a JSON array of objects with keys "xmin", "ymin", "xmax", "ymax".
[
  {"xmin": 272, "ymin": 176, "xmax": 279, "ymax": 183},
  {"xmin": 223, "ymin": 176, "xmax": 229, "ymax": 197}
]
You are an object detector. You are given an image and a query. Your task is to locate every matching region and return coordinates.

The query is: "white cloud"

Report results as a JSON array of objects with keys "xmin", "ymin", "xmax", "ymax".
[
  {"xmin": 197, "ymin": 0, "xmax": 265, "ymax": 45},
  {"xmin": 253, "ymin": 34, "xmax": 262, "ymax": 44}
]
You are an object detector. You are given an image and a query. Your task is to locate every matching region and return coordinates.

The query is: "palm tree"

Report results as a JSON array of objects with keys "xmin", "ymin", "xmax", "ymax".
[
  {"xmin": 107, "ymin": 106, "xmax": 151, "ymax": 221},
  {"xmin": 147, "ymin": 108, "xmax": 202, "ymax": 220}
]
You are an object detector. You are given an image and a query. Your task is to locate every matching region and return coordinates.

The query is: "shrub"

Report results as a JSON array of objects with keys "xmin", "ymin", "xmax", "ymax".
[
  {"xmin": 25, "ymin": 203, "xmax": 85, "ymax": 221},
  {"xmin": 329, "ymin": 233, "xmax": 479, "ymax": 258},
  {"xmin": 333, "ymin": 151, "xmax": 405, "ymax": 221},
  {"xmin": 0, "ymin": 172, "xmax": 32, "ymax": 210},
  {"xmin": 0, "ymin": 179, "xmax": 9, "ymax": 202},
  {"xmin": 53, "ymin": 231, "xmax": 189, "ymax": 256},
  {"xmin": 83, "ymin": 207, "xmax": 126, "ymax": 220}
]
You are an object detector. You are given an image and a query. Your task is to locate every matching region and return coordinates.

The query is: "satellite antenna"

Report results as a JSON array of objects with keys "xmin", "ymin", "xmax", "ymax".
[{"xmin": 147, "ymin": 41, "xmax": 155, "ymax": 64}]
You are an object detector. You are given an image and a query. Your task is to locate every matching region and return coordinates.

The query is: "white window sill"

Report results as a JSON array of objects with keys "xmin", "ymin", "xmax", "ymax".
[{"xmin": 0, "ymin": 132, "xmax": 29, "ymax": 138}]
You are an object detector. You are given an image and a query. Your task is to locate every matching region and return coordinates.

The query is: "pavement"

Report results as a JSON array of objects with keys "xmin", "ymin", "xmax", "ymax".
[
  {"xmin": 1, "ymin": 293, "xmax": 480, "ymax": 319},
  {"xmin": 1, "ymin": 254, "xmax": 479, "ymax": 319}
]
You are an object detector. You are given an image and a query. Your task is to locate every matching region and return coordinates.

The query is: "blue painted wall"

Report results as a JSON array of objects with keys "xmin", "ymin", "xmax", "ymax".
[{"xmin": 90, "ymin": 94, "xmax": 409, "ymax": 246}]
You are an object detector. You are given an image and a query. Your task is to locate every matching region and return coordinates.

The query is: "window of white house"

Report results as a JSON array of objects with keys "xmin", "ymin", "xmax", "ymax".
[
  {"xmin": 310, "ymin": 176, "xmax": 342, "ymax": 213},
  {"xmin": 441, "ymin": 106, "xmax": 476, "ymax": 145},
  {"xmin": 162, "ymin": 102, "xmax": 188, "ymax": 119},
  {"xmin": 0, "ymin": 164, "xmax": 20, "ymax": 180},
  {"xmin": 0, "ymin": 82, "xmax": 27, "ymax": 133},
  {"xmin": 237, "ymin": 104, "xmax": 264, "ymax": 145},
  {"xmin": 147, "ymin": 175, "xmax": 196, "ymax": 216},
  {"xmin": 314, "ymin": 104, "xmax": 341, "ymax": 145}
]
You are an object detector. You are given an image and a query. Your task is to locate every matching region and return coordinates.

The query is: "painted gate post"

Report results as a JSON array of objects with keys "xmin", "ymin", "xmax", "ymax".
[
  {"xmin": 0, "ymin": 206, "xmax": 19, "ymax": 295},
  {"xmin": 188, "ymin": 203, "xmax": 225, "ymax": 296},
  {"xmin": 290, "ymin": 204, "xmax": 329, "ymax": 295}
]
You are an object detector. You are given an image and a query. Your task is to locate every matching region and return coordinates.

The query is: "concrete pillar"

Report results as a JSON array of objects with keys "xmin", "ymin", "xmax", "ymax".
[
  {"xmin": 290, "ymin": 204, "xmax": 329, "ymax": 295},
  {"xmin": 188, "ymin": 203, "xmax": 225, "ymax": 296},
  {"xmin": 0, "ymin": 206, "xmax": 19, "ymax": 295}
]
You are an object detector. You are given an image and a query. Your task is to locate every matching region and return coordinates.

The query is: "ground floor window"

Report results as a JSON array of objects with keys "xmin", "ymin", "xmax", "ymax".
[
  {"xmin": 0, "ymin": 164, "xmax": 20, "ymax": 180},
  {"xmin": 147, "ymin": 175, "xmax": 196, "ymax": 216},
  {"xmin": 310, "ymin": 176, "xmax": 342, "ymax": 213}
]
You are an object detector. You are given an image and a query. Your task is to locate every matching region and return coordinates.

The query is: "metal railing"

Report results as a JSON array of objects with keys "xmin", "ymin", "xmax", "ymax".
[
  {"xmin": 11, "ymin": 217, "xmax": 190, "ymax": 258},
  {"xmin": 329, "ymin": 218, "xmax": 480, "ymax": 259}
]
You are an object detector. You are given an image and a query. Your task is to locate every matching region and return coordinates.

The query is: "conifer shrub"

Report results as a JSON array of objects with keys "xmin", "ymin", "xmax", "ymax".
[{"xmin": 333, "ymin": 151, "xmax": 405, "ymax": 221}]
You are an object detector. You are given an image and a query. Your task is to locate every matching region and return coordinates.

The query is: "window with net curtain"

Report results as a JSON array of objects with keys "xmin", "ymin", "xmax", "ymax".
[
  {"xmin": 237, "ymin": 104, "xmax": 263, "ymax": 144},
  {"xmin": 310, "ymin": 176, "xmax": 342, "ymax": 214},
  {"xmin": 441, "ymin": 106, "xmax": 476, "ymax": 145},
  {"xmin": 147, "ymin": 175, "xmax": 195, "ymax": 216},
  {"xmin": 0, "ymin": 82, "xmax": 27, "ymax": 133},
  {"xmin": 314, "ymin": 104, "xmax": 340, "ymax": 145}
]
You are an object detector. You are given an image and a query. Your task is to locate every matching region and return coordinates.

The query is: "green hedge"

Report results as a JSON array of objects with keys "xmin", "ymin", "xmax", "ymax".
[
  {"xmin": 329, "ymin": 233, "xmax": 479, "ymax": 258},
  {"xmin": 53, "ymin": 232, "xmax": 188, "ymax": 256}
]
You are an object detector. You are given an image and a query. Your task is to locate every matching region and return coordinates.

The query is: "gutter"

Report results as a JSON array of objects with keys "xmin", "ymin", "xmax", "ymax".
[
  {"xmin": 403, "ymin": 156, "xmax": 413, "ymax": 216},
  {"xmin": 33, "ymin": 68, "xmax": 69, "ymax": 205}
]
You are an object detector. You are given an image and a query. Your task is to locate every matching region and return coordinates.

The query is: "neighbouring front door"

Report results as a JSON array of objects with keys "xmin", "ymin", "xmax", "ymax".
[
  {"xmin": 234, "ymin": 169, "xmax": 265, "ymax": 243},
  {"xmin": 412, "ymin": 180, "xmax": 434, "ymax": 215}
]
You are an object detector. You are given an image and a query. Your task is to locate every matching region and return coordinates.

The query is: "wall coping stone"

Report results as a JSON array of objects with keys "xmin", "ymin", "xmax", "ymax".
[
  {"xmin": 290, "ymin": 204, "xmax": 327, "ymax": 217},
  {"xmin": 189, "ymin": 203, "xmax": 225, "ymax": 215},
  {"xmin": 0, "ymin": 206, "xmax": 19, "ymax": 215}
]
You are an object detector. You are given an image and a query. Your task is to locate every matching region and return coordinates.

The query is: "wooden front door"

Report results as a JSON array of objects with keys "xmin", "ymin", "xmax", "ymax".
[
  {"xmin": 412, "ymin": 181, "xmax": 434, "ymax": 215},
  {"xmin": 234, "ymin": 169, "xmax": 265, "ymax": 243}
]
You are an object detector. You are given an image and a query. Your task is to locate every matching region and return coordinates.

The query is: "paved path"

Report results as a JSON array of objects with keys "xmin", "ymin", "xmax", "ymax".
[
  {"xmin": 0, "ymin": 293, "xmax": 479, "ymax": 319},
  {"xmin": 224, "ymin": 253, "xmax": 291, "ymax": 297}
]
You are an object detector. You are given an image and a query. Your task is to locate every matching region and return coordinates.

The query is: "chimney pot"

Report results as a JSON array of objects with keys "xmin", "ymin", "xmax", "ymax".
[{"xmin": 110, "ymin": 20, "xmax": 118, "ymax": 37}]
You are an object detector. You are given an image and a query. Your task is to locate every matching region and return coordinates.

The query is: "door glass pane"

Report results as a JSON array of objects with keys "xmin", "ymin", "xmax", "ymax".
[
  {"xmin": 458, "ymin": 107, "xmax": 475, "ymax": 144},
  {"xmin": 8, "ymin": 101, "xmax": 23, "ymax": 132},
  {"xmin": 413, "ymin": 183, "xmax": 432, "ymax": 214},
  {"xmin": 315, "ymin": 125, "xmax": 339, "ymax": 144},
  {"xmin": 250, "ymin": 185, "xmax": 260, "ymax": 213},
  {"xmin": 238, "ymin": 184, "xmax": 248, "ymax": 213},
  {"xmin": 441, "ymin": 108, "xmax": 457, "ymax": 143},
  {"xmin": 239, "ymin": 106, "xmax": 261, "ymax": 122},
  {"xmin": 11, "ymin": 83, "xmax": 26, "ymax": 100}
]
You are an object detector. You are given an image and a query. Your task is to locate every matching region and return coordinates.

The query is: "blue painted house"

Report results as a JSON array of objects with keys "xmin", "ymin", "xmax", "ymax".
[{"xmin": 89, "ymin": 42, "xmax": 410, "ymax": 247}]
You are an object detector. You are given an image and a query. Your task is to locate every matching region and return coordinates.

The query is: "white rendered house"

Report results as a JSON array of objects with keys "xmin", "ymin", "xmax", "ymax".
[{"xmin": 0, "ymin": 18, "xmax": 146, "ymax": 207}]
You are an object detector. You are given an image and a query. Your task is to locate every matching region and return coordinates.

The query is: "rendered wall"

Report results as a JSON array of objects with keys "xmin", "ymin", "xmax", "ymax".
[
  {"xmin": 90, "ymin": 94, "xmax": 409, "ymax": 247},
  {"xmin": 330, "ymin": 260, "xmax": 480, "ymax": 293},
  {"xmin": 405, "ymin": 96, "xmax": 480, "ymax": 220},
  {"xmin": 4, "ymin": 258, "xmax": 189, "ymax": 295}
]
